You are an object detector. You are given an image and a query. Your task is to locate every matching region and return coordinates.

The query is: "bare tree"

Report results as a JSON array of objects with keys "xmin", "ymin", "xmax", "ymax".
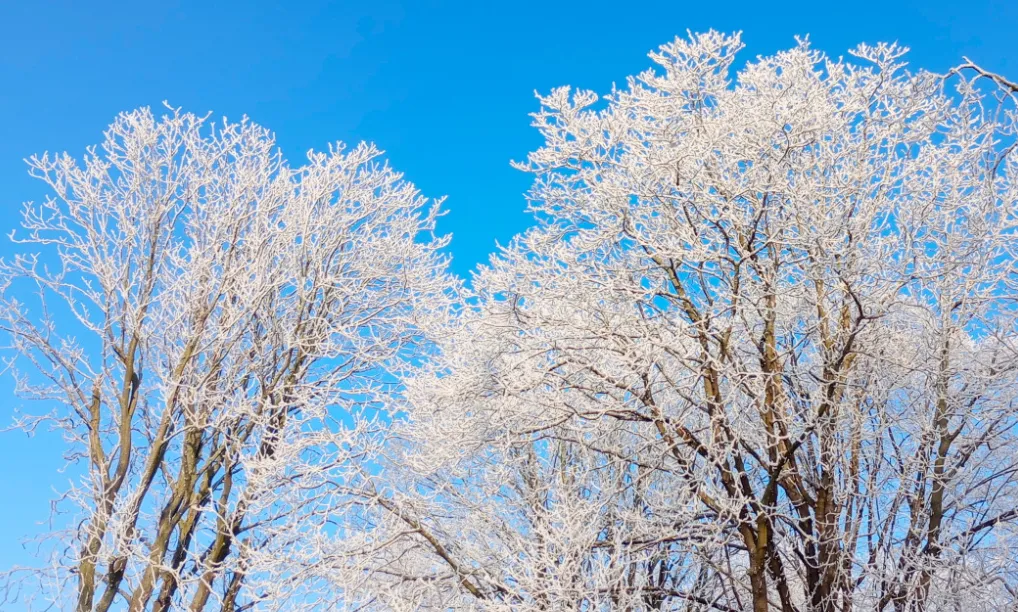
[
  {"xmin": 361, "ymin": 32, "xmax": 1018, "ymax": 612},
  {"xmin": 0, "ymin": 107, "xmax": 455, "ymax": 611}
]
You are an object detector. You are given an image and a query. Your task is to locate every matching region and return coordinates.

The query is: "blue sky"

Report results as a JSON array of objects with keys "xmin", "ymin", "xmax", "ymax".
[{"xmin": 0, "ymin": 0, "xmax": 1015, "ymax": 584}]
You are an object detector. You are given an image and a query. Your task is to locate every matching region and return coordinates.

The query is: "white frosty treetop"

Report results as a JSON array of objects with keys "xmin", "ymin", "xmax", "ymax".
[{"xmin": 4, "ymin": 31, "xmax": 1018, "ymax": 612}]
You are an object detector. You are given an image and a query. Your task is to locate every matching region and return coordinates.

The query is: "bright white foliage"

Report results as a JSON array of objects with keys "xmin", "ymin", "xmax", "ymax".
[
  {"xmin": 357, "ymin": 32, "xmax": 1018, "ymax": 612},
  {"xmin": 0, "ymin": 108, "xmax": 455, "ymax": 611},
  {"xmin": 5, "ymin": 31, "xmax": 1018, "ymax": 612}
]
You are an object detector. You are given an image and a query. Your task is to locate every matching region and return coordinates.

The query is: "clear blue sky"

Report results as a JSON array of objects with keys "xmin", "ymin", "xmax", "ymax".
[{"xmin": 1, "ymin": 0, "xmax": 1015, "ymax": 582}]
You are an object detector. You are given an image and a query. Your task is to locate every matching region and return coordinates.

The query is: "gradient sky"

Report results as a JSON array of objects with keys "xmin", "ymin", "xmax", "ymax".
[{"xmin": 1, "ymin": 0, "xmax": 1016, "ymax": 589}]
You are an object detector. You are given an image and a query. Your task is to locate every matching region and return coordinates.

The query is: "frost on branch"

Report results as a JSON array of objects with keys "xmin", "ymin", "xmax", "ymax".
[
  {"xmin": 376, "ymin": 32, "xmax": 1018, "ymax": 611},
  {"xmin": 5, "ymin": 30, "xmax": 1018, "ymax": 612},
  {"xmin": 0, "ymin": 107, "xmax": 456, "ymax": 611}
]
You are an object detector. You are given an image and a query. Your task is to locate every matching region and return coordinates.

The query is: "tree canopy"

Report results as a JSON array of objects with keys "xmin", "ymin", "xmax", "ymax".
[{"xmin": 4, "ymin": 31, "xmax": 1018, "ymax": 612}]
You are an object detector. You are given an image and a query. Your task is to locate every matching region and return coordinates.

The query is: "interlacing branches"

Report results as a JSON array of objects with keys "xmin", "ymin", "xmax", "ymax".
[
  {"xmin": 0, "ymin": 107, "xmax": 456, "ymax": 611},
  {"xmin": 5, "ymin": 31, "xmax": 1018, "ymax": 612},
  {"xmin": 365, "ymin": 32, "xmax": 1018, "ymax": 612}
]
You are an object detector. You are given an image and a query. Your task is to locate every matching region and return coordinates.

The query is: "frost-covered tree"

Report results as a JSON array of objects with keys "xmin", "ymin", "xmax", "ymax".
[
  {"xmin": 5, "ymin": 32, "xmax": 1018, "ymax": 612},
  {"xmin": 367, "ymin": 32, "xmax": 1018, "ymax": 612},
  {"xmin": 0, "ymin": 107, "xmax": 455, "ymax": 611}
]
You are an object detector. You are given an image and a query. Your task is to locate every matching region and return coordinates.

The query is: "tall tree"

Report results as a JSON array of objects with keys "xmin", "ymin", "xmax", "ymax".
[
  {"xmin": 0, "ymin": 107, "xmax": 455, "ymax": 611},
  {"xmin": 369, "ymin": 32, "xmax": 1018, "ymax": 612}
]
